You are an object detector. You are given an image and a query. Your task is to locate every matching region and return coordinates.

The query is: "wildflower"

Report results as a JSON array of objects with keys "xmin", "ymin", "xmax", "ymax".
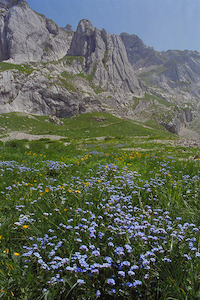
[
  {"xmin": 127, "ymin": 282, "xmax": 133, "ymax": 287},
  {"xmin": 128, "ymin": 271, "xmax": 135, "ymax": 276},
  {"xmin": 77, "ymin": 279, "xmax": 85, "ymax": 285},
  {"xmin": 23, "ymin": 225, "xmax": 29, "ymax": 229},
  {"xmin": 120, "ymin": 261, "xmax": 131, "ymax": 268},
  {"xmin": 110, "ymin": 289, "xmax": 117, "ymax": 294},
  {"xmin": 95, "ymin": 290, "xmax": 101, "ymax": 297},
  {"xmin": 108, "ymin": 242, "xmax": 114, "ymax": 247},
  {"xmin": 107, "ymin": 278, "xmax": 115, "ymax": 285},
  {"xmin": 118, "ymin": 271, "xmax": 125, "ymax": 277},
  {"xmin": 89, "ymin": 244, "xmax": 95, "ymax": 249},
  {"xmin": 75, "ymin": 190, "xmax": 81, "ymax": 194},
  {"xmin": 92, "ymin": 250, "xmax": 100, "ymax": 257},
  {"xmin": 14, "ymin": 252, "xmax": 20, "ymax": 256},
  {"xmin": 184, "ymin": 254, "xmax": 191, "ymax": 260},
  {"xmin": 133, "ymin": 280, "xmax": 142, "ymax": 287},
  {"xmin": 80, "ymin": 245, "xmax": 88, "ymax": 252}
]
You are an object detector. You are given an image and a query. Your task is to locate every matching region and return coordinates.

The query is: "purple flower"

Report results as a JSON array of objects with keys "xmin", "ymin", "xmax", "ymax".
[
  {"xmin": 118, "ymin": 271, "xmax": 125, "ymax": 277},
  {"xmin": 127, "ymin": 282, "xmax": 133, "ymax": 287},
  {"xmin": 120, "ymin": 261, "xmax": 131, "ymax": 268},
  {"xmin": 115, "ymin": 246, "xmax": 124, "ymax": 256},
  {"xmin": 95, "ymin": 290, "xmax": 101, "ymax": 297},
  {"xmin": 80, "ymin": 245, "xmax": 88, "ymax": 252},
  {"xmin": 128, "ymin": 270, "xmax": 135, "ymax": 276},
  {"xmin": 92, "ymin": 250, "xmax": 100, "ymax": 257},
  {"xmin": 110, "ymin": 289, "xmax": 117, "ymax": 294},
  {"xmin": 107, "ymin": 278, "xmax": 115, "ymax": 285},
  {"xmin": 77, "ymin": 279, "xmax": 85, "ymax": 285},
  {"xmin": 133, "ymin": 280, "xmax": 142, "ymax": 287},
  {"xmin": 108, "ymin": 242, "xmax": 114, "ymax": 247}
]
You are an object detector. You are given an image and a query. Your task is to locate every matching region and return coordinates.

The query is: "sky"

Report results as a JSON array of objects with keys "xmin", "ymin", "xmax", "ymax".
[{"xmin": 26, "ymin": 0, "xmax": 200, "ymax": 52}]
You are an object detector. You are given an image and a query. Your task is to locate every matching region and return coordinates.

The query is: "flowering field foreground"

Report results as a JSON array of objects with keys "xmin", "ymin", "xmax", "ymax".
[{"xmin": 1, "ymin": 146, "xmax": 200, "ymax": 299}]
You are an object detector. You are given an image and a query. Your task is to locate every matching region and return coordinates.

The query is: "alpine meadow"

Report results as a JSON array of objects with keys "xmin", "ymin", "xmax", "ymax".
[{"xmin": 1, "ymin": 0, "xmax": 200, "ymax": 299}]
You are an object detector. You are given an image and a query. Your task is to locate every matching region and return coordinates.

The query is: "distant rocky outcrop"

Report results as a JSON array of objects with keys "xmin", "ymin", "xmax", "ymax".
[
  {"xmin": 120, "ymin": 33, "xmax": 163, "ymax": 69},
  {"xmin": 0, "ymin": 0, "xmax": 73, "ymax": 63},
  {"xmin": 120, "ymin": 32, "xmax": 200, "ymax": 132},
  {"xmin": 61, "ymin": 24, "xmax": 73, "ymax": 32},
  {"xmin": 68, "ymin": 20, "xmax": 145, "ymax": 95}
]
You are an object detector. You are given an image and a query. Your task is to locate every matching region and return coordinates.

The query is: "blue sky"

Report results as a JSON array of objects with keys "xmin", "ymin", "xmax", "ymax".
[{"xmin": 26, "ymin": 0, "xmax": 200, "ymax": 52}]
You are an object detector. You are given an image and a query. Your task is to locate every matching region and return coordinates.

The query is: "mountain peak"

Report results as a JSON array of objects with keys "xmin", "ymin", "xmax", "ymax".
[{"xmin": 0, "ymin": 0, "xmax": 26, "ymax": 9}]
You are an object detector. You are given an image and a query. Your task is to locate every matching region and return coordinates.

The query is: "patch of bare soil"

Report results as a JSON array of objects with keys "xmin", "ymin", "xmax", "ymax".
[{"xmin": 0, "ymin": 131, "xmax": 65, "ymax": 143}]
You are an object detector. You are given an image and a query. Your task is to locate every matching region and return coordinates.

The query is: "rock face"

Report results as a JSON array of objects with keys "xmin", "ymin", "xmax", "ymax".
[
  {"xmin": 0, "ymin": 0, "xmax": 73, "ymax": 63},
  {"xmin": 121, "ymin": 32, "xmax": 200, "ymax": 101},
  {"xmin": 68, "ymin": 20, "xmax": 145, "ymax": 95},
  {"xmin": 61, "ymin": 24, "xmax": 73, "ymax": 32},
  {"xmin": 120, "ymin": 33, "xmax": 163, "ymax": 69},
  {"xmin": 120, "ymin": 32, "xmax": 200, "ymax": 132}
]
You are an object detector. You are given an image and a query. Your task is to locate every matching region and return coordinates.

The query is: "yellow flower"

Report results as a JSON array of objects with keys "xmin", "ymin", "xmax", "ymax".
[
  {"xmin": 68, "ymin": 189, "xmax": 72, "ymax": 193},
  {"xmin": 0, "ymin": 235, "xmax": 2, "ymax": 239},
  {"xmin": 14, "ymin": 252, "xmax": 20, "ymax": 256},
  {"xmin": 45, "ymin": 188, "xmax": 49, "ymax": 193},
  {"xmin": 23, "ymin": 225, "xmax": 29, "ymax": 229},
  {"xmin": 3, "ymin": 248, "xmax": 9, "ymax": 254}
]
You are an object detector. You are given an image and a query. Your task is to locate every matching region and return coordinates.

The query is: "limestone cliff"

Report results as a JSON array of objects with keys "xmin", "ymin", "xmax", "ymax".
[
  {"xmin": 0, "ymin": 0, "xmax": 73, "ymax": 63},
  {"xmin": 68, "ymin": 20, "xmax": 145, "ymax": 95}
]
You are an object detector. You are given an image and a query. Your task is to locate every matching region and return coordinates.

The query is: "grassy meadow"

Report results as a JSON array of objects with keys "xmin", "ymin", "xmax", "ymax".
[{"xmin": 1, "ymin": 112, "xmax": 200, "ymax": 299}]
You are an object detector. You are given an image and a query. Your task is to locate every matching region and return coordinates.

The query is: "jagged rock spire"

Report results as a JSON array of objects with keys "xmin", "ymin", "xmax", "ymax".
[{"xmin": 68, "ymin": 19, "xmax": 145, "ymax": 95}]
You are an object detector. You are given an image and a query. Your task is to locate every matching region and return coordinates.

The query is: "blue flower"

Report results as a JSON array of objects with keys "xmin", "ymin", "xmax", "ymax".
[
  {"xmin": 77, "ymin": 279, "xmax": 85, "ymax": 285},
  {"xmin": 110, "ymin": 289, "xmax": 117, "ymax": 294},
  {"xmin": 92, "ymin": 250, "xmax": 100, "ymax": 257},
  {"xmin": 107, "ymin": 278, "xmax": 115, "ymax": 285},
  {"xmin": 133, "ymin": 280, "xmax": 142, "ymax": 287},
  {"xmin": 118, "ymin": 271, "xmax": 125, "ymax": 277},
  {"xmin": 80, "ymin": 245, "xmax": 88, "ymax": 251},
  {"xmin": 95, "ymin": 290, "xmax": 101, "ymax": 297}
]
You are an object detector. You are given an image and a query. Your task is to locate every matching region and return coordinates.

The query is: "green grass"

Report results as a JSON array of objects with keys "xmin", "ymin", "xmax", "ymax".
[
  {"xmin": 0, "ymin": 62, "xmax": 33, "ymax": 74},
  {"xmin": 0, "ymin": 112, "xmax": 173, "ymax": 140},
  {"xmin": 138, "ymin": 66, "xmax": 168, "ymax": 86}
]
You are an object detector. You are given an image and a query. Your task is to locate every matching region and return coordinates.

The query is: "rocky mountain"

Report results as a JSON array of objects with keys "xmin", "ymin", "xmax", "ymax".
[
  {"xmin": 120, "ymin": 33, "xmax": 200, "ymax": 133},
  {"xmin": 68, "ymin": 19, "xmax": 144, "ymax": 95},
  {"xmin": 0, "ymin": 0, "xmax": 73, "ymax": 63},
  {"xmin": 0, "ymin": 0, "xmax": 200, "ymax": 135}
]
